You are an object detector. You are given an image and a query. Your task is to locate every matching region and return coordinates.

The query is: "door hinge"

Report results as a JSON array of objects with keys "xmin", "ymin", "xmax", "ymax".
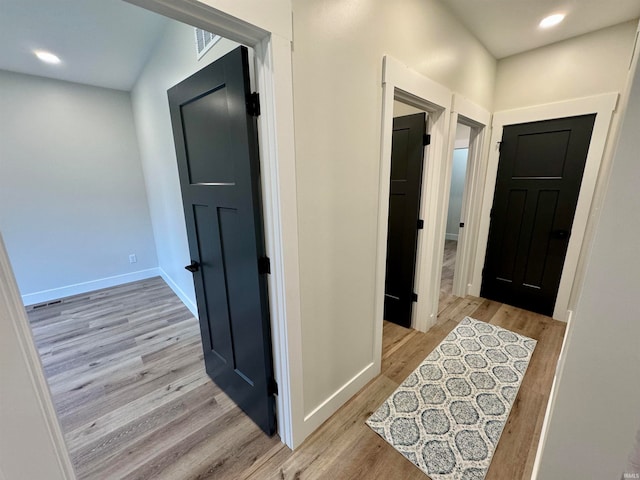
[
  {"xmin": 247, "ymin": 92, "xmax": 261, "ymax": 117},
  {"xmin": 258, "ymin": 256, "xmax": 271, "ymax": 275},
  {"xmin": 423, "ymin": 134, "xmax": 431, "ymax": 146},
  {"xmin": 497, "ymin": 141, "xmax": 503, "ymax": 152},
  {"xmin": 459, "ymin": 222, "xmax": 465, "ymax": 228},
  {"xmin": 411, "ymin": 292, "xmax": 418, "ymax": 302},
  {"xmin": 268, "ymin": 377, "xmax": 278, "ymax": 396},
  {"xmin": 417, "ymin": 219, "xmax": 424, "ymax": 230}
]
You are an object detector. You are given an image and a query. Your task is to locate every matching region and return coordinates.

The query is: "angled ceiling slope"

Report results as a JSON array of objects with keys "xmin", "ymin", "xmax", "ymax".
[{"xmin": 2, "ymin": 1, "xmax": 639, "ymax": 89}]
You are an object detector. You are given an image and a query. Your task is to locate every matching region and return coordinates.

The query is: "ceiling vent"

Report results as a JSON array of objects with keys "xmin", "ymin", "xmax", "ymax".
[{"xmin": 194, "ymin": 28, "xmax": 221, "ymax": 60}]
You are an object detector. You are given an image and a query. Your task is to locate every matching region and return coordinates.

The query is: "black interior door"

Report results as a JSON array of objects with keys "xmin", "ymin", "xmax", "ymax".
[
  {"xmin": 168, "ymin": 46, "xmax": 276, "ymax": 435},
  {"xmin": 481, "ymin": 114, "xmax": 596, "ymax": 316},
  {"xmin": 384, "ymin": 113, "xmax": 427, "ymax": 328}
]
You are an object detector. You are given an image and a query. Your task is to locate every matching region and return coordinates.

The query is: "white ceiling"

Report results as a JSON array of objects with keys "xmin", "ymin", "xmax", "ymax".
[
  {"xmin": 0, "ymin": 0, "xmax": 169, "ymax": 91},
  {"xmin": 0, "ymin": 1, "xmax": 638, "ymax": 91},
  {"xmin": 444, "ymin": 0, "xmax": 640, "ymax": 59}
]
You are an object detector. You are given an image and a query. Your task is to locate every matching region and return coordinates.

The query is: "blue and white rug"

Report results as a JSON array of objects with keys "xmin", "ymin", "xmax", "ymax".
[{"xmin": 366, "ymin": 317, "xmax": 536, "ymax": 480}]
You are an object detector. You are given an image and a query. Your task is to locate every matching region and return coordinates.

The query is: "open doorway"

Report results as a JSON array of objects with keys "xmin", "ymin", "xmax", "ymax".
[
  {"xmin": 4, "ymin": 26, "xmax": 272, "ymax": 480},
  {"xmin": 373, "ymin": 55, "xmax": 454, "ymax": 381},
  {"xmin": 2, "ymin": 2, "xmax": 295, "ymax": 478},
  {"xmin": 375, "ymin": 68, "xmax": 493, "ymax": 351},
  {"xmin": 438, "ymin": 122, "xmax": 471, "ymax": 315},
  {"xmin": 374, "ymin": 57, "xmax": 493, "ymax": 377}
]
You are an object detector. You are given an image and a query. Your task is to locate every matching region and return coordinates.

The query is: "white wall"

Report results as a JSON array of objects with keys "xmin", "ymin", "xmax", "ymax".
[
  {"xmin": 0, "ymin": 234, "xmax": 74, "ymax": 480},
  {"xmin": 291, "ymin": 0, "xmax": 496, "ymax": 415},
  {"xmin": 393, "ymin": 100, "xmax": 425, "ymax": 116},
  {"xmin": 445, "ymin": 148, "xmax": 468, "ymax": 239},
  {"xmin": 131, "ymin": 21, "xmax": 240, "ymax": 314},
  {"xmin": 0, "ymin": 70, "xmax": 158, "ymax": 305},
  {"xmin": 494, "ymin": 20, "xmax": 638, "ymax": 111},
  {"xmin": 536, "ymin": 45, "xmax": 640, "ymax": 480},
  {"xmin": 183, "ymin": 0, "xmax": 292, "ymax": 40}
]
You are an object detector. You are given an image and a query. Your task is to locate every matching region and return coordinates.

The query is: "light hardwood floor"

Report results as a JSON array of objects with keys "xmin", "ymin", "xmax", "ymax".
[
  {"xmin": 29, "ymin": 276, "xmax": 565, "ymax": 479},
  {"xmin": 439, "ymin": 239, "xmax": 458, "ymax": 315}
]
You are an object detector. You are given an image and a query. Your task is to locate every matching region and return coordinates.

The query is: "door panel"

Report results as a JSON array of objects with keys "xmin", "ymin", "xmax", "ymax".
[
  {"xmin": 495, "ymin": 189, "xmax": 527, "ymax": 282},
  {"xmin": 181, "ymin": 86, "xmax": 234, "ymax": 184},
  {"xmin": 384, "ymin": 113, "xmax": 426, "ymax": 328},
  {"xmin": 523, "ymin": 190, "xmax": 559, "ymax": 288},
  {"xmin": 481, "ymin": 114, "xmax": 595, "ymax": 316},
  {"xmin": 168, "ymin": 46, "xmax": 275, "ymax": 435}
]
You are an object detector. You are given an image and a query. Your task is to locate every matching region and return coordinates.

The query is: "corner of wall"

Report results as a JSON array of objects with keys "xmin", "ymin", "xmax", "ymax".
[
  {"xmin": 297, "ymin": 362, "xmax": 376, "ymax": 446},
  {"xmin": 158, "ymin": 267, "xmax": 198, "ymax": 318}
]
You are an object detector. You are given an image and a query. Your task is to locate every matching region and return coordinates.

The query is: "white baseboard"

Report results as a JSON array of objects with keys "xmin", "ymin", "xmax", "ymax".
[
  {"xmin": 22, "ymin": 268, "xmax": 161, "ymax": 306},
  {"xmin": 300, "ymin": 361, "xmax": 376, "ymax": 440},
  {"xmin": 530, "ymin": 309, "xmax": 574, "ymax": 479},
  {"xmin": 158, "ymin": 268, "xmax": 198, "ymax": 318},
  {"xmin": 445, "ymin": 233, "xmax": 459, "ymax": 241}
]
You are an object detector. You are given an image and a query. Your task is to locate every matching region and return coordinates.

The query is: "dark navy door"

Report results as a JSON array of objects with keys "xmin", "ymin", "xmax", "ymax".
[
  {"xmin": 481, "ymin": 114, "xmax": 595, "ymax": 316},
  {"xmin": 384, "ymin": 113, "xmax": 427, "ymax": 327},
  {"xmin": 168, "ymin": 46, "xmax": 275, "ymax": 435}
]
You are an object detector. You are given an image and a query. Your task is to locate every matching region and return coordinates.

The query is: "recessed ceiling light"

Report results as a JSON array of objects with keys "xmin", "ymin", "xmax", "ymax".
[
  {"xmin": 34, "ymin": 50, "xmax": 61, "ymax": 64},
  {"xmin": 539, "ymin": 13, "xmax": 566, "ymax": 29}
]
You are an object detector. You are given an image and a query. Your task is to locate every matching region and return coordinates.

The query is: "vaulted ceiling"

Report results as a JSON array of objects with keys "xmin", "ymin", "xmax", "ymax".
[
  {"xmin": 0, "ymin": 0, "xmax": 638, "ymax": 91},
  {"xmin": 444, "ymin": 0, "xmax": 640, "ymax": 59}
]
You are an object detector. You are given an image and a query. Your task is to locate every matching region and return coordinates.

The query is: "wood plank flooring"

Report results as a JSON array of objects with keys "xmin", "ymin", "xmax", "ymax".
[
  {"xmin": 28, "ymin": 277, "xmax": 282, "ymax": 480},
  {"xmin": 28, "ymin": 276, "xmax": 565, "ymax": 479},
  {"xmin": 439, "ymin": 239, "xmax": 459, "ymax": 315}
]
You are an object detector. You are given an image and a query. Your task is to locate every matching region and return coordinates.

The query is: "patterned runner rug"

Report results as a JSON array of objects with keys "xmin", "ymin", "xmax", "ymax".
[{"xmin": 366, "ymin": 317, "xmax": 536, "ymax": 479}]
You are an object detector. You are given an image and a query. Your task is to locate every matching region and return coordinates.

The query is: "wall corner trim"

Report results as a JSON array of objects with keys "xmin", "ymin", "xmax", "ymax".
[
  {"xmin": 158, "ymin": 268, "xmax": 198, "ymax": 318},
  {"xmin": 299, "ymin": 362, "xmax": 376, "ymax": 441}
]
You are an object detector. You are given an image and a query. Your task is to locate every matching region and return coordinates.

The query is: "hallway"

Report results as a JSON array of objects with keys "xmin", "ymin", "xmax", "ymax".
[{"xmin": 30, "ymin": 277, "xmax": 565, "ymax": 479}]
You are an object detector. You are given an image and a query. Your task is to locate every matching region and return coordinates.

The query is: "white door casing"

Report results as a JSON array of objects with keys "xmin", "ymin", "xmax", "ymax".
[
  {"xmin": 374, "ymin": 56, "xmax": 452, "ymax": 378},
  {"xmin": 441, "ymin": 96, "xmax": 492, "ymax": 301},
  {"xmin": 471, "ymin": 93, "xmax": 618, "ymax": 320}
]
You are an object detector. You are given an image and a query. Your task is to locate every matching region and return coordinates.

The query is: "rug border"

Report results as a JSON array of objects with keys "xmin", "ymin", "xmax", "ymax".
[{"xmin": 365, "ymin": 316, "xmax": 538, "ymax": 479}]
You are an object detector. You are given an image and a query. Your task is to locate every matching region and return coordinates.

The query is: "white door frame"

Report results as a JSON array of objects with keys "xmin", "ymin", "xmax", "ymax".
[
  {"xmin": 374, "ymin": 55, "xmax": 452, "ymax": 373},
  {"xmin": 470, "ymin": 93, "xmax": 619, "ymax": 320},
  {"xmin": 123, "ymin": 0, "xmax": 305, "ymax": 450},
  {"xmin": 125, "ymin": 0, "xmax": 310, "ymax": 449},
  {"xmin": 442, "ymin": 96, "xmax": 492, "ymax": 301},
  {"xmin": 0, "ymin": 7, "xmax": 304, "ymax": 480}
]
